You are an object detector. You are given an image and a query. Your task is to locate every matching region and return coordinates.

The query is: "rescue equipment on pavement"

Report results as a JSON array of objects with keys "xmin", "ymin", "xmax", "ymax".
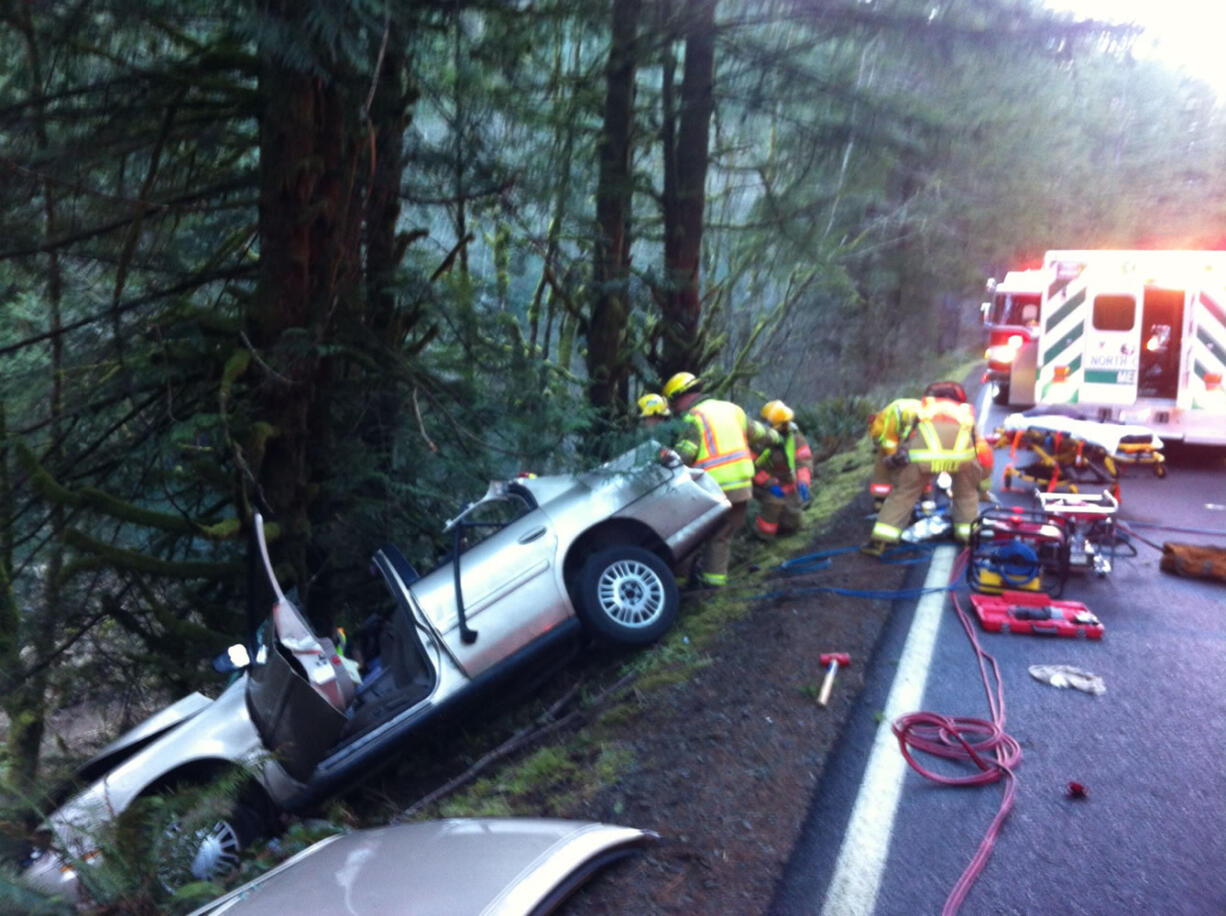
[
  {"xmin": 967, "ymin": 489, "xmax": 1124, "ymax": 596},
  {"xmin": 1160, "ymin": 542, "xmax": 1226, "ymax": 583},
  {"xmin": 994, "ymin": 408, "xmax": 1165, "ymax": 496},
  {"xmin": 970, "ymin": 591, "xmax": 1104, "ymax": 639},
  {"xmin": 967, "ymin": 507, "xmax": 1064, "ymax": 595}
]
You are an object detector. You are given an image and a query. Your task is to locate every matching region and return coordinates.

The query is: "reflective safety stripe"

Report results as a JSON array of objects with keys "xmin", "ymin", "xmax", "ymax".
[
  {"xmin": 700, "ymin": 571, "xmax": 727, "ymax": 586},
  {"xmin": 871, "ymin": 521, "xmax": 903, "ymax": 542},
  {"xmin": 954, "ymin": 522, "xmax": 972, "ymax": 542},
  {"xmin": 687, "ymin": 402, "xmax": 755, "ymax": 492},
  {"xmin": 753, "ymin": 469, "xmax": 771, "ymax": 486},
  {"xmin": 675, "ymin": 439, "xmax": 699, "ymax": 462},
  {"xmin": 869, "ymin": 483, "xmax": 893, "ymax": 495},
  {"xmin": 908, "ymin": 403, "xmax": 975, "ymax": 469},
  {"xmin": 798, "ymin": 467, "xmax": 812, "ymax": 485},
  {"xmin": 756, "ymin": 516, "xmax": 779, "ymax": 535}
]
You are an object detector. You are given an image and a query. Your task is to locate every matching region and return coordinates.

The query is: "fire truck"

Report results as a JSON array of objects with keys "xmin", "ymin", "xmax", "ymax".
[
  {"xmin": 985, "ymin": 250, "xmax": 1226, "ymax": 446},
  {"xmin": 981, "ymin": 269, "xmax": 1044, "ymax": 405}
]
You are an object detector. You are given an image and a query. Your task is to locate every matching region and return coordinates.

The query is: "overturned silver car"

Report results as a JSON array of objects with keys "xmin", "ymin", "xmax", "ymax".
[{"xmin": 21, "ymin": 443, "xmax": 728, "ymax": 901}]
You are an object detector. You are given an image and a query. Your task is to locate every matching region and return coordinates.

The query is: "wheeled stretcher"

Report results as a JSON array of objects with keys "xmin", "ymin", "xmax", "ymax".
[{"xmin": 992, "ymin": 410, "xmax": 1165, "ymax": 495}]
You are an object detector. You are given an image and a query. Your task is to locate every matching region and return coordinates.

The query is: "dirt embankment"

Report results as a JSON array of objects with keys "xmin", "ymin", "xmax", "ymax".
[{"xmin": 557, "ymin": 498, "xmax": 909, "ymax": 914}]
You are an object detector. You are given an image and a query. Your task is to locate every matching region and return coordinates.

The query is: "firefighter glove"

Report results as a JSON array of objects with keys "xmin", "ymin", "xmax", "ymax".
[
  {"xmin": 883, "ymin": 449, "xmax": 910, "ymax": 471},
  {"xmin": 769, "ymin": 484, "xmax": 785, "ymax": 498}
]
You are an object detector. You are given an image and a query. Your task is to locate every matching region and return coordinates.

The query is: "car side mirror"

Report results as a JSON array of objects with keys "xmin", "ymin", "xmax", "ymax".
[{"xmin": 213, "ymin": 643, "xmax": 251, "ymax": 673}]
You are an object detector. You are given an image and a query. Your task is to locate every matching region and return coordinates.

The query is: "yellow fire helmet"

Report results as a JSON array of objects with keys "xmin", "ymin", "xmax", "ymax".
[
  {"xmin": 761, "ymin": 399, "xmax": 794, "ymax": 429},
  {"xmin": 663, "ymin": 371, "xmax": 701, "ymax": 399},
  {"xmin": 637, "ymin": 393, "xmax": 672, "ymax": 418}
]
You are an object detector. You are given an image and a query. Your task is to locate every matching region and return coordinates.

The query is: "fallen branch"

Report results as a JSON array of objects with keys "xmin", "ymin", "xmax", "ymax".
[{"xmin": 393, "ymin": 671, "xmax": 637, "ymax": 823}]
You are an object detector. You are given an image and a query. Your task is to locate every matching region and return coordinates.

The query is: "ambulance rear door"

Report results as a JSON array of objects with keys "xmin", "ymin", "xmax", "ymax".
[
  {"xmin": 1079, "ymin": 266, "xmax": 1143, "ymax": 407},
  {"xmin": 1037, "ymin": 255, "xmax": 1091, "ymax": 406},
  {"xmin": 1179, "ymin": 279, "xmax": 1226, "ymax": 442}
]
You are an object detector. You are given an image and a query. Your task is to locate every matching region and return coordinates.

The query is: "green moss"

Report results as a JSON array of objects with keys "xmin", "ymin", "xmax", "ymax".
[
  {"xmin": 438, "ymin": 794, "xmax": 513, "ymax": 819},
  {"xmin": 592, "ymin": 743, "xmax": 634, "ymax": 783},
  {"xmin": 595, "ymin": 701, "xmax": 641, "ymax": 727},
  {"xmin": 200, "ymin": 517, "xmax": 242, "ymax": 541},
  {"xmin": 507, "ymin": 747, "xmax": 580, "ymax": 792},
  {"xmin": 220, "ymin": 349, "xmax": 251, "ymax": 404},
  {"xmin": 634, "ymin": 667, "xmax": 693, "ymax": 691}
]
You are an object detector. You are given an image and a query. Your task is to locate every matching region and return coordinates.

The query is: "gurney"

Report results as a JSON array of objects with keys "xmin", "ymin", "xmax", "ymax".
[{"xmin": 992, "ymin": 408, "xmax": 1166, "ymax": 495}]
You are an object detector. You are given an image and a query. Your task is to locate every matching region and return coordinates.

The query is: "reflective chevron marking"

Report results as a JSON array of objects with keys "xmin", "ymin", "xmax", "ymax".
[{"xmin": 1040, "ymin": 281, "xmax": 1086, "ymax": 402}]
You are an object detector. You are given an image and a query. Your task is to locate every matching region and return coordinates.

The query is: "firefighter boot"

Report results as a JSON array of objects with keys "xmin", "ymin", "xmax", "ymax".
[{"xmin": 860, "ymin": 538, "xmax": 890, "ymax": 558}]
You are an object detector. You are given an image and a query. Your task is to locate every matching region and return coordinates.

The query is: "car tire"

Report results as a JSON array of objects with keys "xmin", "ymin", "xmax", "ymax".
[
  {"xmin": 156, "ymin": 794, "xmax": 269, "ymax": 892},
  {"xmin": 575, "ymin": 546, "xmax": 679, "ymax": 646}
]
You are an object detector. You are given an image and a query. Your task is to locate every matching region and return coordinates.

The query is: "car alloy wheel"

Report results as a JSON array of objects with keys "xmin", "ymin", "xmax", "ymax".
[
  {"xmin": 576, "ymin": 545, "xmax": 679, "ymax": 646},
  {"xmin": 155, "ymin": 796, "xmax": 265, "ymax": 893}
]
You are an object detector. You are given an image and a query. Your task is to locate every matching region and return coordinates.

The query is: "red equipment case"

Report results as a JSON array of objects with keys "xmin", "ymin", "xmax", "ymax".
[{"xmin": 969, "ymin": 590, "xmax": 1104, "ymax": 639}]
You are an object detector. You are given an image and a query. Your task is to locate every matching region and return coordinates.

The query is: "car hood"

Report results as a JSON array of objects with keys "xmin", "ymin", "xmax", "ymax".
[
  {"xmin": 73, "ymin": 691, "xmax": 215, "ymax": 784},
  {"xmin": 190, "ymin": 818, "xmax": 656, "ymax": 916}
]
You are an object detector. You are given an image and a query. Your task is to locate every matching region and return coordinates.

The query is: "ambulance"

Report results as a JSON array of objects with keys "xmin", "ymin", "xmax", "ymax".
[
  {"xmin": 981, "ymin": 269, "xmax": 1044, "ymax": 405},
  {"xmin": 1032, "ymin": 249, "xmax": 1226, "ymax": 446}
]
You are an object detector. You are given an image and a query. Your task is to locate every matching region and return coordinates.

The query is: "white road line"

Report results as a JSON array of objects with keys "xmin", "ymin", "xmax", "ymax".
[{"xmin": 819, "ymin": 545, "xmax": 955, "ymax": 916}]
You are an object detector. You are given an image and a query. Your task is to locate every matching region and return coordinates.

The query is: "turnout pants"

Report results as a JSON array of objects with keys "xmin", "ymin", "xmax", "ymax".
[
  {"xmin": 868, "ymin": 450, "xmax": 896, "ymax": 508},
  {"xmin": 752, "ymin": 484, "xmax": 802, "ymax": 539},
  {"xmin": 871, "ymin": 460, "xmax": 980, "ymax": 543},
  {"xmin": 679, "ymin": 489, "xmax": 750, "ymax": 586}
]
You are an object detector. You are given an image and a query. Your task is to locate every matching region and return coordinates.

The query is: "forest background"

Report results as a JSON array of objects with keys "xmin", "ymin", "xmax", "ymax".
[{"xmin": 2, "ymin": 0, "xmax": 1225, "ymax": 895}]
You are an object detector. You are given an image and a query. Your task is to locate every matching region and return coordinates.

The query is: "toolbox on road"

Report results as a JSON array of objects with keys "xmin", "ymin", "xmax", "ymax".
[{"xmin": 970, "ymin": 590, "xmax": 1104, "ymax": 639}]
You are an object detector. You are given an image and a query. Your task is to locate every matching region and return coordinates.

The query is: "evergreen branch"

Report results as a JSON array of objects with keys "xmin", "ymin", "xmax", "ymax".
[
  {"xmin": 0, "ymin": 175, "xmax": 255, "ymax": 260},
  {"xmin": 0, "ymin": 264, "xmax": 254, "ymax": 359},
  {"xmin": 61, "ymin": 528, "xmax": 234, "ymax": 581}
]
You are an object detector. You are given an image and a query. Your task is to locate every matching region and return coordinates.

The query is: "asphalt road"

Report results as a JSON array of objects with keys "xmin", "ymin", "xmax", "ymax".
[{"xmin": 770, "ymin": 390, "xmax": 1226, "ymax": 916}]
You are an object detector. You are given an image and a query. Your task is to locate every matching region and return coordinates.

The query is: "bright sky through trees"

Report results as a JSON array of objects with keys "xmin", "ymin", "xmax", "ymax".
[{"xmin": 1047, "ymin": 0, "xmax": 1226, "ymax": 97}]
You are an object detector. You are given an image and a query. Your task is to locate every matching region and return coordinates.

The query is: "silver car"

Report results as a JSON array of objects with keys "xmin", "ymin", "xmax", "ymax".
[
  {"xmin": 20, "ymin": 442, "xmax": 728, "ymax": 902},
  {"xmin": 188, "ymin": 818, "xmax": 656, "ymax": 916}
]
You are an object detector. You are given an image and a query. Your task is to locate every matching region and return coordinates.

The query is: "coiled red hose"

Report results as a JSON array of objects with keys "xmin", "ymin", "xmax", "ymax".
[{"xmin": 890, "ymin": 548, "xmax": 1022, "ymax": 916}]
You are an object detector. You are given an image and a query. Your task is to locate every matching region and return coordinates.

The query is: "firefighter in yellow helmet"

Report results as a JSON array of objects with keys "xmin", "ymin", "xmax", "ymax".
[
  {"xmin": 637, "ymin": 392, "xmax": 671, "ymax": 429},
  {"xmin": 664, "ymin": 371, "xmax": 780, "ymax": 587},
  {"xmin": 751, "ymin": 400, "xmax": 814, "ymax": 540},
  {"xmin": 862, "ymin": 383, "xmax": 992, "ymax": 556}
]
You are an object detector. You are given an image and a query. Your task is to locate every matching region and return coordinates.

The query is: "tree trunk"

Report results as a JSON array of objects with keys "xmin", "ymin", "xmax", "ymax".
[
  {"xmin": 2, "ymin": 3, "xmax": 64, "ymax": 813},
  {"xmin": 363, "ymin": 22, "xmax": 410, "ymax": 505},
  {"xmin": 588, "ymin": 0, "xmax": 642, "ymax": 442},
  {"xmin": 253, "ymin": 0, "xmax": 361, "ymax": 624},
  {"xmin": 660, "ymin": 0, "xmax": 716, "ymax": 375}
]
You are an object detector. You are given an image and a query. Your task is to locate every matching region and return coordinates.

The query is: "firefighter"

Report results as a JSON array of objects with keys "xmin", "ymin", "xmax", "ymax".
[
  {"xmin": 637, "ymin": 392, "xmax": 672, "ymax": 429},
  {"xmin": 664, "ymin": 371, "xmax": 780, "ymax": 587},
  {"xmin": 862, "ymin": 382, "xmax": 992, "ymax": 556},
  {"xmin": 752, "ymin": 400, "xmax": 813, "ymax": 540},
  {"xmin": 865, "ymin": 401, "xmax": 918, "ymax": 513}
]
